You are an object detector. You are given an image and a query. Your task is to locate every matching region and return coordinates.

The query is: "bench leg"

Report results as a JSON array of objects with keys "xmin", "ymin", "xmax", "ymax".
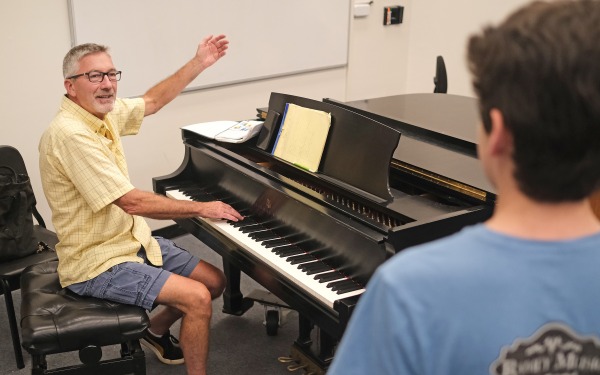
[
  {"xmin": 1, "ymin": 278, "xmax": 25, "ymax": 369},
  {"xmin": 31, "ymin": 353, "xmax": 48, "ymax": 375},
  {"xmin": 121, "ymin": 340, "xmax": 146, "ymax": 375}
]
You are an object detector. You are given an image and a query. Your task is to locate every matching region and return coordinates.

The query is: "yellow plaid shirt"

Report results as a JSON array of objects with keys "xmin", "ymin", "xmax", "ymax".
[{"xmin": 39, "ymin": 96, "xmax": 162, "ymax": 287}]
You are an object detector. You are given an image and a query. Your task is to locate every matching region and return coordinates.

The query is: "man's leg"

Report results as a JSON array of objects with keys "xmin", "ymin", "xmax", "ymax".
[
  {"xmin": 147, "ymin": 260, "xmax": 226, "ymax": 334},
  {"xmin": 147, "ymin": 238, "xmax": 226, "ymax": 374},
  {"xmin": 154, "ymin": 273, "xmax": 213, "ymax": 375}
]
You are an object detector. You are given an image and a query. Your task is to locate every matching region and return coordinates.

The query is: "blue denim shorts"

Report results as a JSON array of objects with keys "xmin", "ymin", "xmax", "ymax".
[{"xmin": 67, "ymin": 237, "xmax": 200, "ymax": 310}]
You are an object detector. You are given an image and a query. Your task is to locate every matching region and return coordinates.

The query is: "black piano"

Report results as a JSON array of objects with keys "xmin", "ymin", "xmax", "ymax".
[{"xmin": 153, "ymin": 92, "xmax": 495, "ymax": 374}]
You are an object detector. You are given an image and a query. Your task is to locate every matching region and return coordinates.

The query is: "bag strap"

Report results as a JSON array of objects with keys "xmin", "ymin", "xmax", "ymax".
[{"xmin": 12, "ymin": 190, "xmax": 28, "ymax": 239}]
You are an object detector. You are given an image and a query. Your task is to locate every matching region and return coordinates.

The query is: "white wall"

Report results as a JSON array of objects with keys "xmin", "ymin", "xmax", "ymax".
[
  {"xmin": 346, "ymin": 1, "xmax": 410, "ymax": 101},
  {"xmin": 0, "ymin": 2, "xmax": 72, "ymax": 228},
  {"xmin": 0, "ymin": 0, "xmax": 530, "ymax": 231},
  {"xmin": 405, "ymin": 0, "xmax": 533, "ymax": 95}
]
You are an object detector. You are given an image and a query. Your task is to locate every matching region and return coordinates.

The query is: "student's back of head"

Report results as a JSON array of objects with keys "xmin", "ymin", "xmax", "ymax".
[{"xmin": 467, "ymin": 0, "xmax": 600, "ymax": 203}]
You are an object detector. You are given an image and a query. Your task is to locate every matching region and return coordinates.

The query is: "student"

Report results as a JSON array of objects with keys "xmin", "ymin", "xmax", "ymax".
[
  {"xmin": 39, "ymin": 35, "xmax": 243, "ymax": 375},
  {"xmin": 328, "ymin": 1, "xmax": 600, "ymax": 374}
]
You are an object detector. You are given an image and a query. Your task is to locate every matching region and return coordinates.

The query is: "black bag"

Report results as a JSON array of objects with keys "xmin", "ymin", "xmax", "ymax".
[{"xmin": 0, "ymin": 166, "xmax": 38, "ymax": 261}]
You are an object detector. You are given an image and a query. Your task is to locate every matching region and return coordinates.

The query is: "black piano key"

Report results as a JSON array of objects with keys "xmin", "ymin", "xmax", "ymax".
[
  {"xmin": 246, "ymin": 228, "xmax": 269, "ymax": 237},
  {"xmin": 304, "ymin": 247, "xmax": 332, "ymax": 258},
  {"xmin": 272, "ymin": 246, "xmax": 304, "ymax": 257},
  {"xmin": 298, "ymin": 262, "xmax": 331, "ymax": 275},
  {"xmin": 211, "ymin": 192, "xmax": 233, "ymax": 200},
  {"xmin": 180, "ymin": 186, "xmax": 210, "ymax": 195},
  {"xmin": 187, "ymin": 193, "xmax": 214, "ymax": 202},
  {"xmin": 260, "ymin": 220, "xmax": 285, "ymax": 230},
  {"xmin": 231, "ymin": 217, "xmax": 258, "ymax": 227},
  {"xmin": 327, "ymin": 279, "xmax": 362, "ymax": 294},
  {"xmin": 186, "ymin": 187, "xmax": 219, "ymax": 195},
  {"xmin": 238, "ymin": 218, "xmax": 269, "ymax": 228},
  {"xmin": 327, "ymin": 279, "xmax": 354, "ymax": 290},
  {"xmin": 291, "ymin": 238, "xmax": 322, "ymax": 250},
  {"xmin": 282, "ymin": 238, "xmax": 313, "ymax": 249},
  {"xmin": 248, "ymin": 231, "xmax": 279, "ymax": 241},
  {"xmin": 228, "ymin": 202, "xmax": 249, "ymax": 211},
  {"xmin": 226, "ymin": 210, "xmax": 252, "ymax": 224},
  {"xmin": 336, "ymin": 284, "xmax": 363, "ymax": 294},
  {"xmin": 267, "ymin": 225, "xmax": 296, "ymax": 237},
  {"xmin": 262, "ymin": 238, "xmax": 291, "ymax": 248},
  {"xmin": 314, "ymin": 271, "xmax": 344, "ymax": 283},
  {"xmin": 286, "ymin": 254, "xmax": 315, "ymax": 265},
  {"xmin": 239, "ymin": 224, "xmax": 266, "ymax": 233},
  {"xmin": 227, "ymin": 208, "xmax": 251, "ymax": 218},
  {"xmin": 298, "ymin": 261, "xmax": 325, "ymax": 272}
]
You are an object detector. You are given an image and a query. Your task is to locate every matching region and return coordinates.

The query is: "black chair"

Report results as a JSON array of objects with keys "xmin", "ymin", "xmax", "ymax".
[
  {"xmin": 433, "ymin": 55, "xmax": 448, "ymax": 94},
  {"xmin": 0, "ymin": 145, "xmax": 58, "ymax": 369},
  {"xmin": 20, "ymin": 261, "xmax": 149, "ymax": 375}
]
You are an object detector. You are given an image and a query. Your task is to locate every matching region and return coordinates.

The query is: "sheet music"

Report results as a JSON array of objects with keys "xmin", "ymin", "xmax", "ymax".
[
  {"xmin": 272, "ymin": 103, "xmax": 331, "ymax": 172},
  {"xmin": 182, "ymin": 121, "xmax": 238, "ymax": 139}
]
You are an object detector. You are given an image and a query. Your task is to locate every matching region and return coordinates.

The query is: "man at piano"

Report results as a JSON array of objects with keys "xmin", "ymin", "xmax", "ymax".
[
  {"xmin": 329, "ymin": 1, "xmax": 600, "ymax": 374},
  {"xmin": 38, "ymin": 35, "xmax": 243, "ymax": 375}
]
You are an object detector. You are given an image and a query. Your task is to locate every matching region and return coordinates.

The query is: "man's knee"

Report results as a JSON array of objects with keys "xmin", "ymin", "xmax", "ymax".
[
  {"xmin": 180, "ymin": 284, "xmax": 213, "ymax": 318},
  {"xmin": 205, "ymin": 268, "xmax": 226, "ymax": 300},
  {"xmin": 190, "ymin": 262, "xmax": 226, "ymax": 300}
]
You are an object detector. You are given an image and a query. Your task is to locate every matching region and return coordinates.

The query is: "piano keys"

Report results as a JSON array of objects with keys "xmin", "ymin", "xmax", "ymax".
[
  {"xmin": 153, "ymin": 92, "xmax": 495, "ymax": 373},
  {"xmin": 165, "ymin": 186, "xmax": 366, "ymax": 310}
]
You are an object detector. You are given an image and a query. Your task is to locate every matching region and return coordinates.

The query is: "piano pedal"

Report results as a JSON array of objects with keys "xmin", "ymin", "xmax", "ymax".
[
  {"xmin": 283, "ymin": 344, "xmax": 327, "ymax": 375},
  {"xmin": 287, "ymin": 363, "xmax": 307, "ymax": 372},
  {"xmin": 246, "ymin": 289, "xmax": 293, "ymax": 336}
]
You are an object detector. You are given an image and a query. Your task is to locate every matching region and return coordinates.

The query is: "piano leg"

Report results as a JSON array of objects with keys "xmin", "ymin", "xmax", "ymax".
[
  {"xmin": 296, "ymin": 314, "xmax": 314, "ymax": 348},
  {"xmin": 287, "ymin": 315, "xmax": 334, "ymax": 375},
  {"xmin": 317, "ymin": 330, "xmax": 336, "ymax": 364},
  {"xmin": 221, "ymin": 260, "xmax": 254, "ymax": 315}
]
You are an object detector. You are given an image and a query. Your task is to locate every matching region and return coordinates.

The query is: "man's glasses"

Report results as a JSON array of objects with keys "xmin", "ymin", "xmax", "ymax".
[{"xmin": 67, "ymin": 70, "xmax": 122, "ymax": 83}]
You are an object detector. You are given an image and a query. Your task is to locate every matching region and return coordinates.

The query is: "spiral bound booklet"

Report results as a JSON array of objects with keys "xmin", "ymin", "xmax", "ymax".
[{"xmin": 272, "ymin": 103, "xmax": 331, "ymax": 172}]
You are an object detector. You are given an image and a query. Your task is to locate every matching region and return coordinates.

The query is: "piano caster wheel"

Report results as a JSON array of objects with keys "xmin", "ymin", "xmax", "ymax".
[
  {"xmin": 246, "ymin": 289, "xmax": 291, "ymax": 336},
  {"xmin": 266, "ymin": 310, "xmax": 279, "ymax": 336}
]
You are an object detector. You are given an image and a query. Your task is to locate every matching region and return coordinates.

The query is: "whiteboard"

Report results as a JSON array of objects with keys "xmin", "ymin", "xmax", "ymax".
[{"xmin": 68, "ymin": 0, "xmax": 351, "ymax": 98}]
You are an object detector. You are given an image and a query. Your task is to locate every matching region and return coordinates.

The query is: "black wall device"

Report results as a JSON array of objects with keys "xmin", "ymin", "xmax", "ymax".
[{"xmin": 383, "ymin": 6, "xmax": 403, "ymax": 25}]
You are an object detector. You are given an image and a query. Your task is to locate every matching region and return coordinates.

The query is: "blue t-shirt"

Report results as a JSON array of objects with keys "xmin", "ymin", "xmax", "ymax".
[{"xmin": 328, "ymin": 224, "xmax": 600, "ymax": 375}]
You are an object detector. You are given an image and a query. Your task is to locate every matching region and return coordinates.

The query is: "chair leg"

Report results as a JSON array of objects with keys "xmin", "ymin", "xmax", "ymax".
[
  {"xmin": 1, "ymin": 278, "xmax": 25, "ymax": 369},
  {"xmin": 120, "ymin": 340, "xmax": 147, "ymax": 375},
  {"xmin": 31, "ymin": 353, "xmax": 47, "ymax": 375}
]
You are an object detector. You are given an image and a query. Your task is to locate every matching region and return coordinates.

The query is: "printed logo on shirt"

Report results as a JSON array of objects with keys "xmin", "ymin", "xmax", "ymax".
[{"xmin": 490, "ymin": 322, "xmax": 600, "ymax": 375}]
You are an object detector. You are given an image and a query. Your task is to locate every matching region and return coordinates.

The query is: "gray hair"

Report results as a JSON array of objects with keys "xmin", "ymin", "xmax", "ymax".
[{"xmin": 62, "ymin": 43, "xmax": 110, "ymax": 78}]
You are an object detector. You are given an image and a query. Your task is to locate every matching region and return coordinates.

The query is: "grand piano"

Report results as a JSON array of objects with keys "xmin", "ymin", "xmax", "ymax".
[{"xmin": 153, "ymin": 92, "xmax": 495, "ymax": 374}]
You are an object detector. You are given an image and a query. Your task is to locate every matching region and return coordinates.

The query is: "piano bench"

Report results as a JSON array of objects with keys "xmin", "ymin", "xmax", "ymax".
[{"xmin": 19, "ymin": 261, "xmax": 149, "ymax": 375}]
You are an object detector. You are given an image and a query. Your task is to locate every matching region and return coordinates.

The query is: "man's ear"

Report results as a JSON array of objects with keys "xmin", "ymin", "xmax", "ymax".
[
  {"xmin": 64, "ymin": 79, "xmax": 75, "ymax": 97},
  {"xmin": 487, "ymin": 108, "xmax": 513, "ymax": 156}
]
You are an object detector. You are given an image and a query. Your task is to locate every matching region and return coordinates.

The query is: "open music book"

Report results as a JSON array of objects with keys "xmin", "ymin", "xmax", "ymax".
[{"xmin": 272, "ymin": 103, "xmax": 331, "ymax": 172}]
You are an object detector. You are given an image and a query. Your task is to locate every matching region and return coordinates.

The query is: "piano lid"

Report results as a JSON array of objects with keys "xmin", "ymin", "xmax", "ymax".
[{"xmin": 325, "ymin": 94, "xmax": 495, "ymax": 196}]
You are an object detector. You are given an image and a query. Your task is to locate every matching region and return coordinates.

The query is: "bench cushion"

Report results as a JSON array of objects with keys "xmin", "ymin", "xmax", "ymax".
[{"xmin": 20, "ymin": 261, "xmax": 149, "ymax": 355}]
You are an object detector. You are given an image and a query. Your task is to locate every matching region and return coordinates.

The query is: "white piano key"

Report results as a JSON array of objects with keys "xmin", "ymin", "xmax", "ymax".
[{"xmin": 166, "ymin": 189, "xmax": 365, "ymax": 312}]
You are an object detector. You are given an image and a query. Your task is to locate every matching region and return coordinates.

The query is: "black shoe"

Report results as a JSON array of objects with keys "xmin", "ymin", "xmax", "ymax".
[{"xmin": 141, "ymin": 330, "xmax": 185, "ymax": 365}]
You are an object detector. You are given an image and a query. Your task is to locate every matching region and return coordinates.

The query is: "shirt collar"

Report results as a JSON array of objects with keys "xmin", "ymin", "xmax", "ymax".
[{"xmin": 60, "ymin": 95, "xmax": 107, "ymax": 134}]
